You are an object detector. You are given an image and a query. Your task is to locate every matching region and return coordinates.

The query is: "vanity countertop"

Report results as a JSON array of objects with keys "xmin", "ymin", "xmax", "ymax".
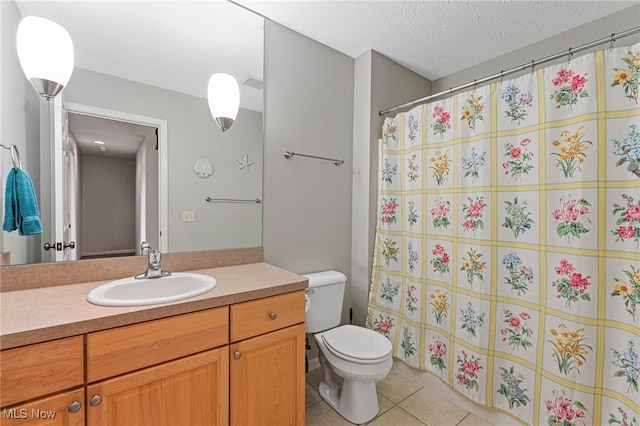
[{"xmin": 0, "ymin": 262, "xmax": 308, "ymax": 350}]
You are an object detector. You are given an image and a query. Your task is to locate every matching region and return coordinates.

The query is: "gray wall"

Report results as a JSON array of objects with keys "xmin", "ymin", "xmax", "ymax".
[
  {"xmin": 351, "ymin": 51, "xmax": 431, "ymax": 326},
  {"xmin": 81, "ymin": 154, "xmax": 136, "ymax": 256},
  {"xmin": 263, "ymin": 21, "xmax": 354, "ymax": 294}
]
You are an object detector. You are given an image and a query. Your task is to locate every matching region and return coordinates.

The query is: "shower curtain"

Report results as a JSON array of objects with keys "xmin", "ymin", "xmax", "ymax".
[{"xmin": 367, "ymin": 42, "xmax": 639, "ymax": 426}]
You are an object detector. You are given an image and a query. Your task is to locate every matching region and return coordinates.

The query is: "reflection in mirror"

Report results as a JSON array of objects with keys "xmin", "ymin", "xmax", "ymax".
[
  {"xmin": 69, "ymin": 112, "xmax": 159, "ymax": 260},
  {"xmin": 1, "ymin": 1, "xmax": 264, "ymax": 266}
]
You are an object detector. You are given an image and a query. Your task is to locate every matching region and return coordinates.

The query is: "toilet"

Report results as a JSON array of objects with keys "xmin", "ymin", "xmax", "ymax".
[{"xmin": 304, "ymin": 271, "xmax": 392, "ymax": 424}]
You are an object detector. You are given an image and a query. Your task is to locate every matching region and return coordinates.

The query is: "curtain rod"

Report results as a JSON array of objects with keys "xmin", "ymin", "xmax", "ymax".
[{"xmin": 379, "ymin": 26, "xmax": 640, "ymax": 116}]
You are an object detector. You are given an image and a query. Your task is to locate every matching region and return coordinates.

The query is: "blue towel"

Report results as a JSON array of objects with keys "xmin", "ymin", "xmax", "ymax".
[{"xmin": 3, "ymin": 167, "xmax": 42, "ymax": 235}]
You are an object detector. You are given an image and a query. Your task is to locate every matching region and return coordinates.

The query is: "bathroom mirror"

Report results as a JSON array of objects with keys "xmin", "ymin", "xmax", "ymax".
[{"xmin": 2, "ymin": 1, "xmax": 264, "ymax": 265}]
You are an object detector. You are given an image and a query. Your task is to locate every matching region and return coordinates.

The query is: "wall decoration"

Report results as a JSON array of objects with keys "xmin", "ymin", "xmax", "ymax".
[
  {"xmin": 193, "ymin": 158, "xmax": 214, "ymax": 178},
  {"xmin": 237, "ymin": 153, "xmax": 255, "ymax": 172}
]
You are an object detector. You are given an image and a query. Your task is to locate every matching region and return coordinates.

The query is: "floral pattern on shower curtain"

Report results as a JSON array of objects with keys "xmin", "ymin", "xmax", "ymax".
[{"xmin": 367, "ymin": 42, "xmax": 640, "ymax": 426}]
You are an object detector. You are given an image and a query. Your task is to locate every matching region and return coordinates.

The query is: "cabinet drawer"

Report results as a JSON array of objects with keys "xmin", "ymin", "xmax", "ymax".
[
  {"xmin": 0, "ymin": 336, "xmax": 83, "ymax": 408},
  {"xmin": 0, "ymin": 388, "xmax": 84, "ymax": 426},
  {"xmin": 230, "ymin": 291, "xmax": 305, "ymax": 342},
  {"xmin": 87, "ymin": 307, "xmax": 228, "ymax": 382}
]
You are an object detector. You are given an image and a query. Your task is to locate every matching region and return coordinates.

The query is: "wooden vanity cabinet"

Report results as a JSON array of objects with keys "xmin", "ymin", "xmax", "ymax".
[
  {"xmin": 0, "ymin": 389, "xmax": 85, "ymax": 426},
  {"xmin": 229, "ymin": 291, "xmax": 306, "ymax": 426},
  {"xmin": 1, "ymin": 289, "xmax": 306, "ymax": 426},
  {"xmin": 0, "ymin": 336, "xmax": 84, "ymax": 426},
  {"xmin": 86, "ymin": 348, "xmax": 228, "ymax": 426},
  {"xmin": 85, "ymin": 307, "xmax": 229, "ymax": 426}
]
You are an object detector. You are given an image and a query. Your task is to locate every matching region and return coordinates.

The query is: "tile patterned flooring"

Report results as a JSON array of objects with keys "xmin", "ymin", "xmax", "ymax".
[{"xmin": 305, "ymin": 368, "xmax": 494, "ymax": 426}]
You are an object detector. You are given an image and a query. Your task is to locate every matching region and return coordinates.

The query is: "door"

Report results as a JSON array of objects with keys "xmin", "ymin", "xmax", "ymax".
[
  {"xmin": 40, "ymin": 95, "xmax": 75, "ymax": 262},
  {"xmin": 230, "ymin": 324, "xmax": 306, "ymax": 426},
  {"xmin": 86, "ymin": 348, "xmax": 228, "ymax": 426},
  {"xmin": 56, "ymin": 97, "xmax": 74, "ymax": 261}
]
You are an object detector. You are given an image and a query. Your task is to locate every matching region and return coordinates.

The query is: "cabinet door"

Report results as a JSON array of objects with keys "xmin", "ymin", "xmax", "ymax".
[
  {"xmin": 0, "ymin": 388, "xmax": 84, "ymax": 426},
  {"xmin": 87, "ymin": 348, "xmax": 228, "ymax": 426},
  {"xmin": 230, "ymin": 323, "xmax": 305, "ymax": 426}
]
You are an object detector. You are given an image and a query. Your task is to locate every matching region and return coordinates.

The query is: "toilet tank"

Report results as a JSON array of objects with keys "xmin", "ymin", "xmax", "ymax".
[{"xmin": 304, "ymin": 270, "xmax": 347, "ymax": 333}]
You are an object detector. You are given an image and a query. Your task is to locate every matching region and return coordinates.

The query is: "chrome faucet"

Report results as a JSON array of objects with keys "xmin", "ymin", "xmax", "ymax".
[
  {"xmin": 135, "ymin": 245, "xmax": 171, "ymax": 279},
  {"xmin": 140, "ymin": 241, "xmax": 152, "ymax": 256}
]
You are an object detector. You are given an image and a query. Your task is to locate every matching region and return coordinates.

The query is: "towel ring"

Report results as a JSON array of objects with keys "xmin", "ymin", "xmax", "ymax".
[
  {"xmin": 11, "ymin": 145, "xmax": 22, "ymax": 169},
  {"xmin": 1, "ymin": 144, "xmax": 22, "ymax": 169}
]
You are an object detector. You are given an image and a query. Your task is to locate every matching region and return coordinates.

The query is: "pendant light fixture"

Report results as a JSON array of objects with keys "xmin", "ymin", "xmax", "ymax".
[
  {"xmin": 16, "ymin": 16, "xmax": 75, "ymax": 100},
  {"xmin": 207, "ymin": 73, "xmax": 239, "ymax": 132}
]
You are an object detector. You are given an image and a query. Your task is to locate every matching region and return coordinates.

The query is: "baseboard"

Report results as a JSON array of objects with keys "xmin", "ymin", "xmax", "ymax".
[{"xmin": 81, "ymin": 249, "xmax": 136, "ymax": 258}]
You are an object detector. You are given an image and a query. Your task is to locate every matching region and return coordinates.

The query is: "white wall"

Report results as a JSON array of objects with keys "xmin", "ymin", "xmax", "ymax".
[{"xmin": 263, "ymin": 21, "xmax": 353, "ymax": 289}]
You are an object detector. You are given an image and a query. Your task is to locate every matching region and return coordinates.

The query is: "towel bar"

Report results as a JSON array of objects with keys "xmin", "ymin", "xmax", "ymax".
[
  {"xmin": 284, "ymin": 151, "xmax": 344, "ymax": 166},
  {"xmin": 205, "ymin": 197, "xmax": 262, "ymax": 204}
]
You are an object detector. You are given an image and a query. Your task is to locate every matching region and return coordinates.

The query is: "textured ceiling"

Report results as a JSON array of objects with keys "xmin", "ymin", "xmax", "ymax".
[{"xmin": 238, "ymin": 0, "xmax": 638, "ymax": 81}]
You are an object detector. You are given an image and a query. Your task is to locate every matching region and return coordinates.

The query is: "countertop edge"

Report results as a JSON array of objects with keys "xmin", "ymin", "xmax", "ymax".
[{"xmin": 1, "ymin": 262, "xmax": 308, "ymax": 350}]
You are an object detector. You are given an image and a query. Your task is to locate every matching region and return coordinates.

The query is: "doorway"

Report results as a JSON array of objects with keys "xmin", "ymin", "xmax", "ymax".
[{"xmin": 65, "ymin": 103, "xmax": 168, "ymax": 259}]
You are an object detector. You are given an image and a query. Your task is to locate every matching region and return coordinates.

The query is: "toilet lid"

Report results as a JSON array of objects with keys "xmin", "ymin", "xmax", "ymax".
[{"xmin": 321, "ymin": 325, "xmax": 392, "ymax": 363}]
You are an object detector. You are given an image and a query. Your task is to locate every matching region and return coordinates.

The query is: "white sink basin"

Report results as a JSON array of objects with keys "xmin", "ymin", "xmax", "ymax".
[{"xmin": 87, "ymin": 273, "xmax": 217, "ymax": 307}]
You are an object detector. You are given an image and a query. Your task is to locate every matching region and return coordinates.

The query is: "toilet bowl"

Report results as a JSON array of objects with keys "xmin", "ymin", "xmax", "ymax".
[
  {"xmin": 304, "ymin": 271, "xmax": 393, "ymax": 424},
  {"xmin": 313, "ymin": 325, "xmax": 392, "ymax": 424}
]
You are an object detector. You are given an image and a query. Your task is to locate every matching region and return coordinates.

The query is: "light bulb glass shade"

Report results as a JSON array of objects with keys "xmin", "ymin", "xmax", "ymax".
[
  {"xmin": 207, "ymin": 73, "xmax": 239, "ymax": 131},
  {"xmin": 17, "ymin": 16, "xmax": 74, "ymax": 99}
]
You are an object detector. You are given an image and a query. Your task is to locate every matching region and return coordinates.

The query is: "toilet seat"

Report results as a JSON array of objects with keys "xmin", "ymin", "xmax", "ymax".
[{"xmin": 321, "ymin": 325, "xmax": 392, "ymax": 364}]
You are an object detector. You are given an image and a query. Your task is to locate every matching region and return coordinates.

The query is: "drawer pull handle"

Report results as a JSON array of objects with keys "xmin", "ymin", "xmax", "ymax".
[
  {"xmin": 269, "ymin": 312, "xmax": 277, "ymax": 320},
  {"xmin": 68, "ymin": 400, "xmax": 81, "ymax": 413},
  {"xmin": 234, "ymin": 351, "xmax": 242, "ymax": 359},
  {"xmin": 89, "ymin": 394, "xmax": 102, "ymax": 406}
]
